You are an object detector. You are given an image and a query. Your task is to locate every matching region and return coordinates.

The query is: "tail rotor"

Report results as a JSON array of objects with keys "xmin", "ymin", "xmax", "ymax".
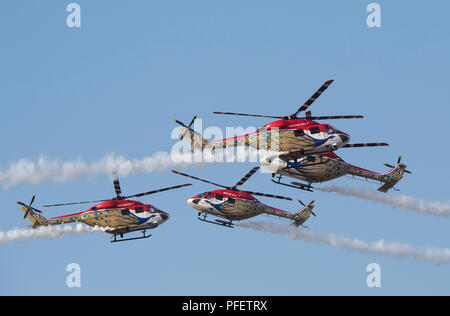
[
  {"xmin": 16, "ymin": 194, "xmax": 44, "ymax": 220},
  {"xmin": 384, "ymin": 155, "xmax": 412, "ymax": 174},
  {"xmin": 297, "ymin": 198, "xmax": 317, "ymax": 217},
  {"xmin": 175, "ymin": 115, "xmax": 198, "ymax": 142}
]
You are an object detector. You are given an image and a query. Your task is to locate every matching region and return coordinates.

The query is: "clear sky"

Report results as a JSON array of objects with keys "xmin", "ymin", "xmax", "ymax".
[{"xmin": 0, "ymin": 1, "xmax": 449, "ymax": 295}]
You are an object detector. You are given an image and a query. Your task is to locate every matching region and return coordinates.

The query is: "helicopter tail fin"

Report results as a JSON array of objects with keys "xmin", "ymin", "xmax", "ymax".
[
  {"xmin": 292, "ymin": 201, "xmax": 316, "ymax": 227},
  {"xmin": 377, "ymin": 156, "xmax": 411, "ymax": 193},
  {"xmin": 377, "ymin": 164, "xmax": 406, "ymax": 193},
  {"xmin": 18, "ymin": 205, "xmax": 49, "ymax": 228},
  {"xmin": 174, "ymin": 117, "xmax": 211, "ymax": 151}
]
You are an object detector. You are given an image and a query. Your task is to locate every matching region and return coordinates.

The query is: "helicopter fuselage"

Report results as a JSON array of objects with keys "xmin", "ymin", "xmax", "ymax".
[
  {"xmin": 47, "ymin": 200, "xmax": 170, "ymax": 235},
  {"xmin": 210, "ymin": 119, "xmax": 350, "ymax": 153}
]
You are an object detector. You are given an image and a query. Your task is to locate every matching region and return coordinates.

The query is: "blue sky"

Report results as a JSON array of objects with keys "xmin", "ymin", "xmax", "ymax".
[{"xmin": 0, "ymin": 1, "xmax": 449, "ymax": 295}]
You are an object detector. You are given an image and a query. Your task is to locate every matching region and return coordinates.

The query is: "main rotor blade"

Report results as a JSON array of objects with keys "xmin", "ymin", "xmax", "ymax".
[
  {"xmin": 242, "ymin": 191, "xmax": 292, "ymax": 201},
  {"xmin": 172, "ymin": 170, "xmax": 230, "ymax": 189},
  {"xmin": 123, "ymin": 183, "xmax": 193, "ymax": 199},
  {"xmin": 291, "ymin": 79, "xmax": 334, "ymax": 117},
  {"xmin": 112, "ymin": 173, "xmax": 122, "ymax": 198},
  {"xmin": 342, "ymin": 143, "xmax": 389, "ymax": 148},
  {"xmin": 43, "ymin": 199, "xmax": 110, "ymax": 207},
  {"xmin": 300, "ymin": 115, "xmax": 364, "ymax": 120},
  {"xmin": 213, "ymin": 112, "xmax": 283, "ymax": 119},
  {"xmin": 234, "ymin": 167, "xmax": 260, "ymax": 188}
]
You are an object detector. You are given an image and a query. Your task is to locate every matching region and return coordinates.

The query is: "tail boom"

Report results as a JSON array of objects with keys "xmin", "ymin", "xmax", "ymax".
[{"xmin": 260, "ymin": 203, "xmax": 315, "ymax": 227}]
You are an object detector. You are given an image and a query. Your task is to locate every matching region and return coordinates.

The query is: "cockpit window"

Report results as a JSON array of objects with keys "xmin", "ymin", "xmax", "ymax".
[
  {"xmin": 135, "ymin": 207, "xmax": 144, "ymax": 213},
  {"xmin": 215, "ymin": 194, "xmax": 223, "ymax": 201},
  {"xmin": 309, "ymin": 127, "xmax": 321, "ymax": 134}
]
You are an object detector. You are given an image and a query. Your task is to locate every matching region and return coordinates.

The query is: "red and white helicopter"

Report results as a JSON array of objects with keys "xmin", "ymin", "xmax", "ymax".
[
  {"xmin": 175, "ymin": 80, "xmax": 388, "ymax": 160},
  {"xmin": 172, "ymin": 167, "xmax": 316, "ymax": 228},
  {"xmin": 16, "ymin": 176, "xmax": 192, "ymax": 243},
  {"xmin": 262, "ymin": 152, "xmax": 411, "ymax": 193}
]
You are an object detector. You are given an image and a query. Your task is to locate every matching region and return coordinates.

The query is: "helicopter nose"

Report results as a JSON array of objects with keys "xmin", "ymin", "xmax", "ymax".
[
  {"xmin": 259, "ymin": 156, "xmax": 285, "ymax": 173},
  {"xmin": 160, "ymin": 213, "xmax": 169, "ymax": 221},
  {"xmin": 339, "ymin": 134, "xmax": 350, "ymax": 144},
  {"xmin": 188, "ymin": 198, "xmax": 201, "ymax": 207},
  {"xmin": 259, "ymin": 156, "xmax": 272, "ymax": 166}
]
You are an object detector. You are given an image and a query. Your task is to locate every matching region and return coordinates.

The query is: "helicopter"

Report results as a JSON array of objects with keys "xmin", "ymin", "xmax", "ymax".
[
  {"xmin": 16, "ymin": 175, "xmax": 192, "ymax": 243},
  {"xmin": 172, "ymin": 167, "xmax": 316, "ymax": 228},
  {"xmin": 262, "ymin": 152, "xmax": 411, "ymax": 193},
  {"xmin": 174, "ymin": 80, "xmax": 388, "ymax": 160}
]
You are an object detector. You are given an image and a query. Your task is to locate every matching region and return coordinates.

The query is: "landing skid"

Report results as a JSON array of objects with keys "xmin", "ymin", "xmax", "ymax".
[
  {"xmin": 197, "ymin": 213, "xmax": 234, "ymax": 228},
  {"xmin": 271, "ymin": 179, "xmax": 314, "ymax": 192},
  {"xmin": 111, "ymin": 230, "xmax": 152, "ymax": 243}
]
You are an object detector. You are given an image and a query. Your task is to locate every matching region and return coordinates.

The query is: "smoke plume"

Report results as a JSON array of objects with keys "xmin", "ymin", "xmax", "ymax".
[
  {"xmin": 0, "ymin": 149, "xmax": 275, "ymax": 189},
  {"xmin": 316, "ymin": 185, "xmax": 450, "ymax": 218},
  {"xmin": 0, "ymin": 224, "xmax": 108, "ymax": 245},
  {"xmin": 238, "ymin": 221, "xmax": 450, "ymax": 266}
]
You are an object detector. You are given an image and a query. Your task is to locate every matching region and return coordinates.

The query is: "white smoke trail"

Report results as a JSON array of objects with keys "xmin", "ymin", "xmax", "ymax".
[
  {"xmin": 0, "ymin": 152, "xmax": 201, "ymax": 189},
  {"xmin": 316, "ymin": 186, "xmax": 450, "ymax": 218},
  {"xmin": 0, "ymin": 224, "xmax": 108, "ymax": 245},
  {"xmin": 0, "ymin": 149, "xmax": 275, "ymax": 189},
  {"xmin": 237, "ymin": 221, "xmax": 450, "ymax": 266}
]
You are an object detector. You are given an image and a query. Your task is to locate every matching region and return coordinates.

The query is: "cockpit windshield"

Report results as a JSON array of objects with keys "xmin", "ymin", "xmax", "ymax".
[
  {"xmin": 332, "ymin": 126, "xmax": 344, "ymax": 134},
  {"xmin": 325, "ymin": 125, "xmax": 335, "ymax": 134},
  {"xmin": 149, "ymin": 205, "xmax": 163, "ymax": 213}
]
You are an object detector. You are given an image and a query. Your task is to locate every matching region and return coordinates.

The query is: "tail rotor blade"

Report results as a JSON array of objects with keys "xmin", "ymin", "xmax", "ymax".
[
  {"xmin": 29, "ymin": 194, "xmax": 36, "ymax": 206},
  {"xmin": 385, "ymin": 156, "xmax": 412, "ymax": 174},
  {"xmin": 188, "ymin": 115, "xmax": 198, "ymax": 128},
  {"xmin": 297, "ymin": 198, "xmax": 305, "ymax": 207},
  {"xmin": 174, "ymin": 119, "xmax": 188, "ymax": 128},
  {"xmin": 174, "ymin": 116, "xmax": 198, "ymax": 142},
  {"xmin": 17, "ymin": 197, "xmax": 43, "ymax": 220}
]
